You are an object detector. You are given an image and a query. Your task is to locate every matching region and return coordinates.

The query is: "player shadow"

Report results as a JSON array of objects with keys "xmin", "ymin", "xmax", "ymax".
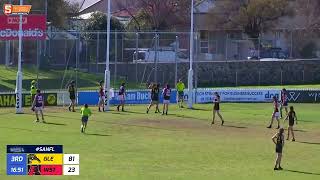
[
  {"xmin": 222, "ymin": 125, "xmax": 247, "ymax": 129},
  {"xmin": 42, "ymin": 114, "xmax": 80, "ymax": 120},
  {"xmin": 44, "ymin": 122, "xmax": 67, "ymax": 126},
  {"xmin": 191, "ymin": 108, "xmax": 211, "ymax": 112},
  {"xmin": 170, "ymin": 113, "xmax": 208, "ymax": 121},
  {"xmin": 293, "ymin": 129, "xmax": 307, "ymax": 132},
  {"xmin": 283, "ymin": 169, "xmax": 320, "ymax": 175},
  {"xmin": 110, "ymin": 111, "xmax": 128, "ymax": 115},
  {"xmin": 85, "ymin": 133, "xmax": 111, "ymax": 137},
  {"xmin": 295, "ymin": 141, "xmax": 320, "ymax": 145},
  {"xmin": 124, "ymin": 110, "xmax": 147, "ymax": 115}
]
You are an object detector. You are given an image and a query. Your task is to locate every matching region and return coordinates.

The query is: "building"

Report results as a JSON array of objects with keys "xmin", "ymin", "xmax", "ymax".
[{"xmin": 69, "ymin": 0, "xmax": 137, "ymax": 25}]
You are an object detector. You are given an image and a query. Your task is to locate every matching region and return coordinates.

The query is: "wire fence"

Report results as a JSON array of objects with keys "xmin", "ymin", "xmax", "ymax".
[{"xmin": 0, "ymin": 30, "xmax": 320, "ymax": 91}]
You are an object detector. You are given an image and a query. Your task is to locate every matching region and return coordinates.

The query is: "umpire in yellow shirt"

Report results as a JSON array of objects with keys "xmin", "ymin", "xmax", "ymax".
[
  {"xmin": 30, "ymin": 80, "xmax": 37, "ymax": 104},
  {"xmin": 176, "ymin": 79, "xmax": 185, "ymax": 108}
]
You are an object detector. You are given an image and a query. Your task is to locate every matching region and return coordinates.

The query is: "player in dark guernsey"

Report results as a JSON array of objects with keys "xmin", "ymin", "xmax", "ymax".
[
  {"xmin": 68, "ymin": 80, "xmax": 76, "ymax": 112},
  {"xmin": 162, "ymin": 84, "xmax": 171, "ymax": 115},
  {"xmin": 272, "ymin": 128, "xmax": 285, "ymax": 170},
  {"xmin": 285, "ymin": 106, "xmax": 297, "ymax": 141},
  {"xmin": 117, "ymin": 83, "xmax": 126, "ymax": 111},
  {"xmin": 98, "ymin": 81, "xmax": 105, "ymax": 112},
  {"xmin": 31, "ymin": 89, "xmax": 45, "ymax": 123},
  {"xmin": 267, "ymin": 96, "xmax": 280, "ymax": 129},
  {"xmin": 211, "ymin": 92, "xmax": 224, "ymax": 126},
  {"xmin": 280, "ymin": 88, "xmax": 289, "ymax": 119},
  {"xmin": 146, "ymin": 83, "xmax": 161, "ymax": 114}
]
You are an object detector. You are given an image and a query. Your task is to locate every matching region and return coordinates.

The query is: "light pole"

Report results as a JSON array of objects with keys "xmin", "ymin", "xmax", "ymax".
[
  {"xmin": 188, "ymin": 0, "xmax": 194, "ymax": 109},
  {"xmin": 15, "ymin": 0, "xmax": 24, "ymax": 114},
  {"xmin": 104, "ymin": 0, "xmax": 111, "ymax": 111}
]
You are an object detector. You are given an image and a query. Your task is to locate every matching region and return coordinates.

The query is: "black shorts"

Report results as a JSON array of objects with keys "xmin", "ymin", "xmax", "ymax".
[
  {"xmin": 214, "ymin": 104, "xmax": 220, "ymax": 111},
  {"xmin": 289, "ymin": 120, "xmax": 294, "ymax": 126},
  {"xmin": 178, "ymin": 91, "xmax": 184, "ymax": 99},
  {"xmin": 70, "ymin": 94, "xmax": 76, "ymax": 100},
  {"xmin": 276, "ymin": 144, "xmax": 283, "ymax": 153},
  {"xmin": 82, "ymin": 116, "xmax": 89, "ymax": 123}
]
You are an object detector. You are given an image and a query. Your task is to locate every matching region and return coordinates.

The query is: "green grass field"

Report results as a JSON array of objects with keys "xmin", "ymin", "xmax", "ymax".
[{"xmin": 0, "ymin": 103, "xmax": 319, "ymax": 180}]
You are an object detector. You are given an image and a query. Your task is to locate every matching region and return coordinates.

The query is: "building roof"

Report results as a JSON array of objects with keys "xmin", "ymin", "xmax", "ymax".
[{"xmin": 194, "ymin": 0, "xmax": 215, "ymax": 13}]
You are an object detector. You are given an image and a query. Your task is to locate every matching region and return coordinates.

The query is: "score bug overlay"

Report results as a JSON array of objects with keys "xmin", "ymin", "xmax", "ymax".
[{"xmin": 6, "ymin": 145, "xmax": 79, "ymax": 176}]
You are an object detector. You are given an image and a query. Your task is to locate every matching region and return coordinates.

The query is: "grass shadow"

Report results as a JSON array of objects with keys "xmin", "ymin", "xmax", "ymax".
[
  {"xmin": 296, "ymin": 141, "xmax": 320, "ymax": 145},
  {"xmin": 284, "ymin": 169, "xmax": 320, "ymax": 175},
  {"xmin": 85, "ymin": 133, "xmax": 111, "ymax": 137},
  {"xmin": 223, "ymin": 125, "xmax": 247, "ymax": 129},
  {"xmin": 298, "ymin": 120, "xmax": 315, "ymax": 123},
  {"xmin": 0, "ymin": 126, "xmax": 49, "ymax": 133}
]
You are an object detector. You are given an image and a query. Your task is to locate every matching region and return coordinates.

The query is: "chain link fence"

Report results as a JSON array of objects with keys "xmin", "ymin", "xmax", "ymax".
[{"xmin": 0, "ymin": 30, "xmax": 320, "ymax": 92}]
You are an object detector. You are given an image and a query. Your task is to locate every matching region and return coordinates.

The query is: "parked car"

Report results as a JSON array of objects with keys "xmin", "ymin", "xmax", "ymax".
[{"xmin": 248, "ymin": 48, "xmax": 288, "ymax": 61}]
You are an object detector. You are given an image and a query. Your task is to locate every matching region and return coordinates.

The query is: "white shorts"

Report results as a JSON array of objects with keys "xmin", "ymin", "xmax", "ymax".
[
  {"xmin": 99, "ymin": 96, "xmax": 105, "ymax": 104},
  {"xmin": 273, "ymin": 112, "xmax": 280, "ymax": 118},
  {"xmin": 34, "ymin": 107, "xmax": 43, "ymax": 112},
  {"xmin": 118, "ymin": 95, "xmax": 125, "ymax": 101},
  {"xmin": 163, "ymin": 100, "xmax": 170, "ymax": 104}
]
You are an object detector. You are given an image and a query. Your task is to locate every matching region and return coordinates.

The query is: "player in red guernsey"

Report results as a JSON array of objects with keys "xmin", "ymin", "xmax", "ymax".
[
  {"xmin": 267, "ymin": 96, "xmax": 280, "ymax": 129},
  {"xmin": 98, "ymin": 81, "xmax": 105, "ymax": 112},
  {"xmin": 280, "ymin": 88, "xmax": 288, "ymax": 119}
]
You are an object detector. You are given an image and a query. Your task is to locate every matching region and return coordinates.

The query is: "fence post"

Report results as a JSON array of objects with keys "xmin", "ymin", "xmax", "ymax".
[
  {"xmin": 85, "ymin": 38, "xmax": 89, "ymax": 71},
  {"xmin": 258, "ymin": 35, "xmax": 261, "ymax": 58},
  {"xmin": 235, "ymin": 71, "xmax": 238, "ymax": 87},
  {"xmin": 96, "ymin": 32, "xmax": 100, "ymax": 73},
  {"xmin": 302, "ymin": 70, "xmax": 305, "ymax": 83},
  {"xmin": 280, "ymin": 70, "xmax": 283, "ymax": 85},
  {"xmin": 114, "ymin": 30, "xmax": 118, "ymax": 87},
  {"xmin": 135, "ymin": 32, "xmax": 139, "ymax": 84},
  {"xmin": 64, "ymin": 38, "xmax": 67, "ymax": 65},
  {"xmin": 5, "ymin": 41, "xmax": 10, "ymax": 67},
  {"xmin": 290, "ymin": 30, "xmax": 293, "ymax": 59},
  {"xmin": 258, "ymin": 70, "xmax": 261, "ymax": 86},
  {"xmin": 154, "ymin": 33, "xmax": 159, "ymax": 83},
  {"xmin": 36, "ymin": 39, "xmax": 40, "ymax": 88},
  {"xmin": 225, "ymin": 34, "xmax": 228, "ymax": 61},
  {"xmin": 175, "ymin": 36, "xmax": 179, "ymax": 87},
  {"xmin": 75, "ymin": 32, "xmax": 80, "ymax": 91}
]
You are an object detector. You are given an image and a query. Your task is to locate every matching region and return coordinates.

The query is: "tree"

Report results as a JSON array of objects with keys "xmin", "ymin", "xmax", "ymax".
[
  {"xmin": 291, "ymin": 0, "xmax": 320, "ymax": 58},
  {"xmin": 295, "ymin": 0, "xmax": 320, "ymax": 29},
  {"xmin": 83, "ymin": 11, "xmax": 124, "ymax": 38},
  {"xmin": 116, "ymin": 0, "xmax": 190, "ymax": 31},
  {"xmin": 207, "ymin": 0, "xmax": 292, "ymax": 39}
]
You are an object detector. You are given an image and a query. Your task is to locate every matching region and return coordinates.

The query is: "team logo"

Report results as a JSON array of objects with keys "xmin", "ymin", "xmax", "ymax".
[{"xmin": 47, "ymin": 94, "xmax": 57, "ymax": 105}]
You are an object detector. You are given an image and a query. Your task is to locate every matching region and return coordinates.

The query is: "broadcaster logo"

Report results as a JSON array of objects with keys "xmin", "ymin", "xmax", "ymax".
[{"xmin": 3, "ymin": 4, "xmax": 32, "ymax": 15}]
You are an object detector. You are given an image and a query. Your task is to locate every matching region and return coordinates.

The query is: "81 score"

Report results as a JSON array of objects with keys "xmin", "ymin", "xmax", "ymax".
[{"xmin": 63, "ymin": 154, "xmax": 80, "ymax": 175}]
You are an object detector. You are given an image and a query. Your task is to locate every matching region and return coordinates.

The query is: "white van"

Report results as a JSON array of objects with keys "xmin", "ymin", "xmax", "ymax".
[{"xmin": 133, "ymin": 48, "xmax": 188, "ymax": 63}]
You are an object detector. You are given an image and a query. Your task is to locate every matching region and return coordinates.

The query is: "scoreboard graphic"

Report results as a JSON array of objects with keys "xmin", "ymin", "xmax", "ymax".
[{"xmin": 7, "ymin": 145, "xmax": 79, "ymax": 176}]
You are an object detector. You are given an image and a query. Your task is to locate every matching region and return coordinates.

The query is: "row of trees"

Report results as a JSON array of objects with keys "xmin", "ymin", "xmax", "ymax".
[{"xmin": 2, "ymin": 0, "xmax": 318, "ymax": 35}]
